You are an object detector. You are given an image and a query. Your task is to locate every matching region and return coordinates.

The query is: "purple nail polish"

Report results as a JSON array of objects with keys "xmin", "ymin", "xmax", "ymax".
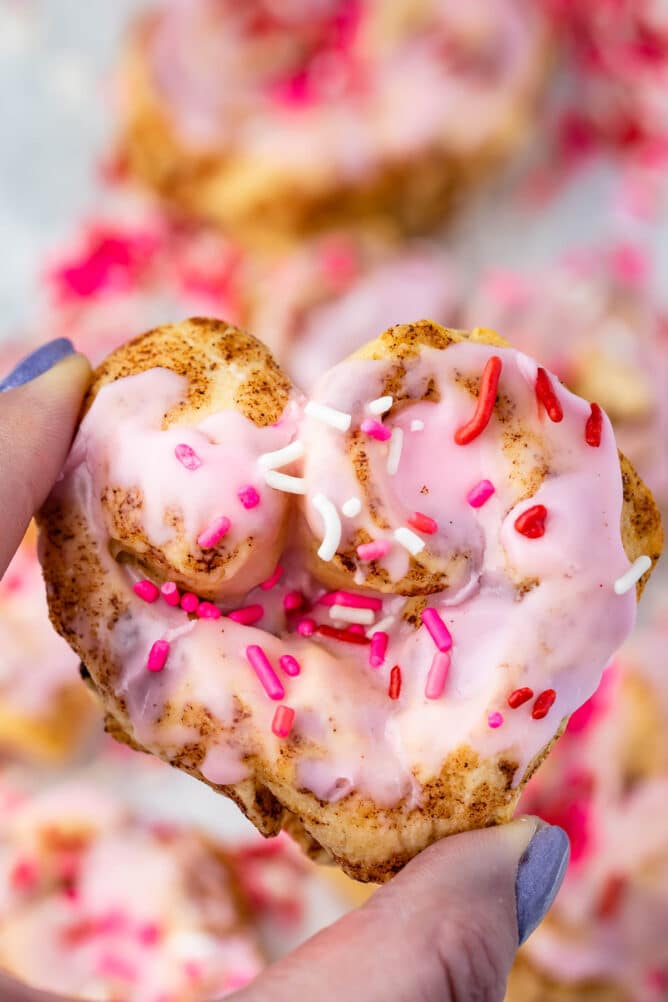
[
  {"xmin": 0, "ymin": 338, "xmax": 75, "ymax": 392},
  {"xmin": 516, "ymin": 824, "xmax": 570, "ymax": 945}
]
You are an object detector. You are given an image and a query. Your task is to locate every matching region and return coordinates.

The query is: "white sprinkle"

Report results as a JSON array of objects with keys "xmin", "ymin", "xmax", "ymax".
[
  {"xmin": 258, "ymin": 439, "xmax": 304, "ymax": 471},
  {"xmin": 410, "ymin": 419, "xmax": 424, "ymax": 432},
  {"xmin": 330, "ymin": 605, "xmax": 375, "ymax": 626},
  {"xmin": 613, "ymin": 555, "xmax": 651, "ymax": 595},
  {"xmin": 304, "ymin": 400, "xmax": 352, "ymax": 431},
  {"xmin": 394, "ymin": 527, "xmax": 426, "ymax": 555},
  {"xmin": 311, "ymin": 492, "xmax": 342, "ymax": 561},
  {"xmin": 342, "ymin": 497, "xmax": 362, "ymax": 517},
  {"xmin": 367, "ymin": 395, "xmax": 393, "ymax": 415},
  {"xmin": 387, "ymin": 427, "xmax": 404, "ymax": 476},
  {"xmin": 367, "ymin": 615, "xmax": 396, "ymax": 636},
  {"xmin": 264, "ymin": 471, "xmax": 307, "ymax": 494}
]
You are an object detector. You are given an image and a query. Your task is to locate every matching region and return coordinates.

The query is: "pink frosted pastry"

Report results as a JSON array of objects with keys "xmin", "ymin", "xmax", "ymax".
[
  {"xmin": 38, "ymin": 318, "xmax": 661, "ymax": 881},
  {"xmin": 508, "ymin": 598, "xmax": 668, "ymax": 1002},
  {"xmin": 120, "ymin": 0, "xmax": 547, "ymax": 241},
  {"xmin": 0, "ymin": 535, "xmax": 98, "ymax": 763},
  {"xmin": 0, "ymin": 779, "xmax": 264, "ymax": 1000},
  {"xmin": 249, "ymin": 233, "xmax": 459, "ymax": 388},
  {"xmin": 466, "ymin": 247, "xmax": 668, "ymax": 500}
]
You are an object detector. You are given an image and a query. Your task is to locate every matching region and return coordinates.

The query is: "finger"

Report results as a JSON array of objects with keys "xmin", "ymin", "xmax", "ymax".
[
  {"xmin": 234, "ymin": 818, "xmax": 569, "ymax": 1002},
  {"xmin": 0, "ymin": 340, "xmax": 91, "ymax": 576}
]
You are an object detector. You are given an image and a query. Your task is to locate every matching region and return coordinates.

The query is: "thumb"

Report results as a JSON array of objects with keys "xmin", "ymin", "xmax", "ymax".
[
  {"xmin": 0, "ymin": 339, "xmax": 91, "ymax": 576},
  {"xmin": 235, "ymin": 818, "xmax": 569, "ymax": 1002}
]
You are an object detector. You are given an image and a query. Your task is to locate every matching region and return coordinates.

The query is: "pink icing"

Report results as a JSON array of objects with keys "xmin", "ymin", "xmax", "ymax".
[{"xmin": 50, "ymin": 339, "xmax": 639, "ymax": 812}]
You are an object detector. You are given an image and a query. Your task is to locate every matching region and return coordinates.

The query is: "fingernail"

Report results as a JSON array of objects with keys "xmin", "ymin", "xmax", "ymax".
[
  {"xmin": 515, "ymin": 823, "xmax": 569, "ymax": 945},
  {"xmin": 0, "ymin": 338, "xmax": 75, "ymax": 392}
]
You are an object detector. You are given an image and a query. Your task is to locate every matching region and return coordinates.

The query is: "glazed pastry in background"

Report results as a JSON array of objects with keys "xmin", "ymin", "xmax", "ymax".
[
  {"xmin": 120, "ymin": 0, "xmax": 547, "ymax": 243},
  {"xmin": 465, "ymin": 246, "xmax": 668, "ymax": 501},
  {"xmin": 248, "ymin": 232, "xmax": 459, "ymax": 388},
  {"xmin": 0, "ymin": 779, "xmax": 264, "ymax": 1000},
  {"xmin": 0, "ymin": 534, "xmax": 98, "ymax": 764},
  {"xmin": 38, "ymin": 317, "xmax": 662, "ymax": 882},
  {"xmin": 507, "ymin": 598, "xmax": 668, "ymax": 1002}
]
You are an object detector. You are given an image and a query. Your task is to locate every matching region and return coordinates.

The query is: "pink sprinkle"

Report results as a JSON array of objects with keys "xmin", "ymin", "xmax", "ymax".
[
  {"xmin": 238, "ymin": 485, "xmax": 260, "ymax": 509},
  {"xmin": 228, "ymin": 604, "xmax": 264, "ymax": 626},
  {"xmin": 246, "ymin": 645, "xmax": 285, "ymax": 700},
  {"xmin": 180, "ymin": 592, "xmax": 200, "ymax": 614},
  {"xmin": 369, "ymin": 631, "xmax": 388, "ymax": 668},
  {"xmin": 425, "ymin": 652, "xmax": 450, "ymax": 699},
  {"xmin": 348, "ymin": 624, "xmax": 365, "ymax": 635},
  {"xmin": 357, "ymin": 540, "xmax": 391, "ymax": 562},
  {"xmin": 137, "ymin": 922, "xmax": 161, "ymax": 947},
  {"xmin": 147, "ymin": 640, "xmax": 170, "ymax": 673},
  {"xmin": 271, "ymin": 704, "xmax": 295, "ymax": 738},
  {"xmin": 279, "ymin": 654, "xmax": 301, "ymax": 677},
  {"xmin": 97, "ymin": 953, "xmax": 138, "ymax": 982},
  {"xmin": 260, "ymin": 565, "xmax": 284, "ymax": 590},
  {"xmin": 283, "ymin": 590, "xmax": 305, "ymax": 611},
  {"xmin": 488, "ymin": 712, "xmax": 504, "ymax": 729},
  {"xmin": 197, "ymin": 515, "xmax": 231, "ymax": 549},
  {"xmin": 319, "ymin": 590, "xmax": 382, "ymax": 611},
  {"xmin": 174, "ymin": 443, "xmax": 202, "ymax": 471},
  {"xmin": 161, "ymin": 581, "xmax": 180, "ymax": 606},
  {"xmin": 467, "ymin": 480, "xmax": 495, "ymax": 508},
  {"xmin": 407, "ymin": 512, "xmax": 438, "ymax": 534},
  {"xmin": 297, "ymin": 617, "xmax": 316, "ymax": 637},
  {"xmin": 133, "ymin": 579, "xmax": 159, "ymax": 603},
  {"xmin": 10, "ymin": 859, "xmax": 38, "ymax": 891},
  {"xmin": 360, "ymin": 418, "xmax": 392, "ymax": 442},
  {"xmin": 422, "ymin": 608, "xmax": 453, "ymax": 652},
  {"xmin": 197, "ymin": 601, "xmax": 221, "ymax": 620}
]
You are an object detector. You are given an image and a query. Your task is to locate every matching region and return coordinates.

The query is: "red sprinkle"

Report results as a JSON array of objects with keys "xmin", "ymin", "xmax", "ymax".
[
  {"xmin": 272, "ymin": 705, "xmax": 295, "ymax": 738},
  {"xmin": 507, "ymin": 687, "xmax": 534, "ymax": 709},
  {"xmin": 283, "ymin": 590, "xmax": 305, "ymax": 611},
  {"xmin": 174, "ymin": 443, "xmax": 202, "ymax": 471},
  {"xmin": 260, "ymin": 565, "xmax": 284, "ymax": 590},
  {"xmin": 514, "ymin": 504, "xmax": 548, "ymax": 539},
  {"xmin": 133, "ymin": 579, "xmax": 159, "ymax": 603},
  {"xmin": 597, "ymin": 874, "xmax": 626, "ymax": 919},
  {"xmin": 535, "ymin": 367, "xmax": 564, "ymax": 423},
  {"xmin": 147, "ymin": 640, "xmax": 169, "ymax": 673},
  {"xmin": 407, "ymin": 512, "xmax": 438, "ymax": 534},
  {"xmin": 454, "ymin": 356, "xmax": 502, "ymax": 445},
  {"xmin": 532, "ymin": 689, "xmax": 557, "ymax": 720},
  {"xmin": 317, "ymin": 624, "xmax": 371, "ymax": 646},
  {"xmin": 197, "ymin": 601, "xmax": 221, "ymax": 620},
  {"xmin": 585, "ymin": 402, "xmax": 603, "ymax": 447},
  {"xmin": 388, "ymin": 665, "xmax": 402, "ymax": 700},
  {"xmin": 180, "ymin": 592, "xmax": 199, "ymax": 614}
]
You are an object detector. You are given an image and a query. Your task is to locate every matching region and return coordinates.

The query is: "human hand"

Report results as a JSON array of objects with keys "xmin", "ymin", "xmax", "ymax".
[{"xmin": 0, "ymin": 340, "xmax": 569, "ymax": 1002}]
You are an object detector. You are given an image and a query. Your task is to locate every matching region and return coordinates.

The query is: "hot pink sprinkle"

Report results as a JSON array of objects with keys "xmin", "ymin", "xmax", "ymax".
[
  {"xmin": 279, "ymin": 654, "xmax": 301, "ymax": 677},
  {"xmin": 174, "ymin": 443, "xmax": 202, "ymax": 471},
  {"xmin": 147, "ymin": 639, "xmax": 170, "ymax": 673},
  {"xmin": 133, "ymin": 579, "xmax": 159, "ymax": 603},
  {"xmin": 238, "ymin": 485, "xmax": 260, "ymax": 509},
  {"xmin": 161, "ymin": 581, "xmax": 180, "ymax": 606},
  {"xmin": 228, "ymin": 604, "xmax": 264, "ymax": 626},
  {"xmin": 319, "ymin": 590, "xmax": 382, "ymax": 611},
  {"xmin": 197, "ymin": 516, "xmax": 231, "ymax": 549},
  {"xmin": 425, "ymin": 652, "xmax": 450, "ymax": 700},
  {"xmin": 272, "ymin": 704, "xmax": 295, "ymax": 738},
  {"xmin": 467, "ymin": 480, "xmax": 495, "ymax": 508},
  {"xmin": 422, "ymin": 608, "xmax": 453, "ymax": 652},
  {"xmin": 357, "ymin": 540, "xmax": 391, "ymax": 562},
  {"xmin": 260, "ymin": 565, "xmax": 284, "ymax": 590},
  {"xmin": 137, "ymin": 923, "xmax": 162, "ymax": 947},
  {"xmin": 360, "ymin": 417, "xmax": 392, "ymax": 441},
  {"xmin": 197, "ymin": 601, "xmax": 221, "ymax": 620},
  {"xmin": 180, "ymin": 592, "xmax": 200, "ymax": 614},
  {"xmin": 246, "ymin": 645, "xmax": 285, "ymax": 700},
  {"xmin": 369, "ymin": 631, "xmax": 388, "ymax": 668},
  {"xmin": 297, "ymin": 617, "xmax": 316, "ymax": 637},
  {"xmin": 283, "ymin": 590, "xmax": 305, "ymax": 611},
  {"xmin": 348, "ymin": 623, "xmax": 365, "ymax": 635},
  {"xmin": 488, "ymin": 712, "xmax": 504, "ymax": 729},
  {"xmin": 10, "ymin": 859, "xmax": 38, "ymax": 892},
  {"xmin": 407, "ymin": 512, "xmax": 438, "ymax": 534}
]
